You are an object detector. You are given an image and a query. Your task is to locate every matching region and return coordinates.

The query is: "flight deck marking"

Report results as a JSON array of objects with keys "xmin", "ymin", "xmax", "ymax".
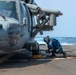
[
  {"xmin": 0, "ymin": 53, "xmax": 16, "ymax": 64},
  {"xmin": 53, "ymin": 56, "xmax": 76, "ymax": 60}
]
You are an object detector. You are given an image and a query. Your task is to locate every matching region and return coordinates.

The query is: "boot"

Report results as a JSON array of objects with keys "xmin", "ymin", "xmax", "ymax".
[{"xmin": 63, "ymin": 52, "xmax": 67, "ymax": 58}]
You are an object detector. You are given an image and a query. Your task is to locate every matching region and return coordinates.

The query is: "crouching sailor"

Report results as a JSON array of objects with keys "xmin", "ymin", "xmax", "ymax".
[{"xmin": 44, "ymin": 36, "xmax": 66, "ymax": 57}]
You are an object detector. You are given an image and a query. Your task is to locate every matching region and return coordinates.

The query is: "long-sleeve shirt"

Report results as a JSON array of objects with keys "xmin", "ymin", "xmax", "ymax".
[{"xmin": 48, "ymin": 38, "xmax": 62, "ymax": 51}]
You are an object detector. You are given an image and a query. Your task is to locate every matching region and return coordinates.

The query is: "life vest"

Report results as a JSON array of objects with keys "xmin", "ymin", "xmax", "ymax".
[{"xmin": 48, "ymin": 38, "xmax": 61, "ymax": 49}]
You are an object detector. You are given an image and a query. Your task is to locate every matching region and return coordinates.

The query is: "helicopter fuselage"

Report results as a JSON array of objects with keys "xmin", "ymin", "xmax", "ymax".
[{"xmin": 0, "ymin": 0, "xmax": 32, "ymax": 52}]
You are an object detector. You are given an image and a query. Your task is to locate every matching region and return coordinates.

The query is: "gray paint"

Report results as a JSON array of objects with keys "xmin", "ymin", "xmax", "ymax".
[
  {"xmin": 0, "ymin": 0, "xmax": 62, "ymax": 53},
  {"xmin": 50, "ymin": 14, "xmax": 56, "ymax": 26}
]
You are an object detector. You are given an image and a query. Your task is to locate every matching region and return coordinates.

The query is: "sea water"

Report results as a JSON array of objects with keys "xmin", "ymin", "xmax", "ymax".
[{"xmin": 34, "ymin": 37, "xmax": 76, "ymax": 45}]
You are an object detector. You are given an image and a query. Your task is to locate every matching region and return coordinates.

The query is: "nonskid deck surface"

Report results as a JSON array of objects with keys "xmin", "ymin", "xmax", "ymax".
[
  {"xmin": 0, "ymin": 45, "xmax": 76, "ymax": 75},
  {"xmin": 0, "ymin": 57, "xmax": 76, "ymax": 75}
]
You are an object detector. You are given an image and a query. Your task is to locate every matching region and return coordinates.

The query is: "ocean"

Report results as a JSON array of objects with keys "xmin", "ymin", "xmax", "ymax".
[{"xmin": 34, "ymin": 37, "xmax": 76, "ymax": 45}]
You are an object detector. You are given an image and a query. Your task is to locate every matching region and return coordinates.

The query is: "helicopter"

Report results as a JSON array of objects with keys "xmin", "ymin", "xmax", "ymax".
[{"xmin": 0, "ymin": 0, "xmax": 62, "ymax": 54}]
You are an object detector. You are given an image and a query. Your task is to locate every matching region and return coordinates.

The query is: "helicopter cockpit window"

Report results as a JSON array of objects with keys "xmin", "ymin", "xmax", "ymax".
[
  {"xmin": 0, "ymin": 1, "xmax": 18, "ymax": 20},
  {"xmin": 20, "ymin": 2, "xmax": 26, "ymax": 23}
]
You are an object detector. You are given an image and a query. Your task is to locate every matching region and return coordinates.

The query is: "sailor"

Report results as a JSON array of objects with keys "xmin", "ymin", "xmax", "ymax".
[{"xmin": 44, "ymin": 36, "xmax": 66, "ymax": 57}]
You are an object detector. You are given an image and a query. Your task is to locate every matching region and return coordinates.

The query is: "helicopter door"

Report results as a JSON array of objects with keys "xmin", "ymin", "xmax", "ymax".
[{"xmin": 20, "ymin": 2, "xmax": 31, "ymax": 39}]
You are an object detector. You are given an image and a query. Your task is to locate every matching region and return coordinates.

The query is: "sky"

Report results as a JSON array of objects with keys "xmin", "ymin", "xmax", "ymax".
[{"xmin": 35, "ymin": 0, "xmax": 76, "ymax": 37}]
